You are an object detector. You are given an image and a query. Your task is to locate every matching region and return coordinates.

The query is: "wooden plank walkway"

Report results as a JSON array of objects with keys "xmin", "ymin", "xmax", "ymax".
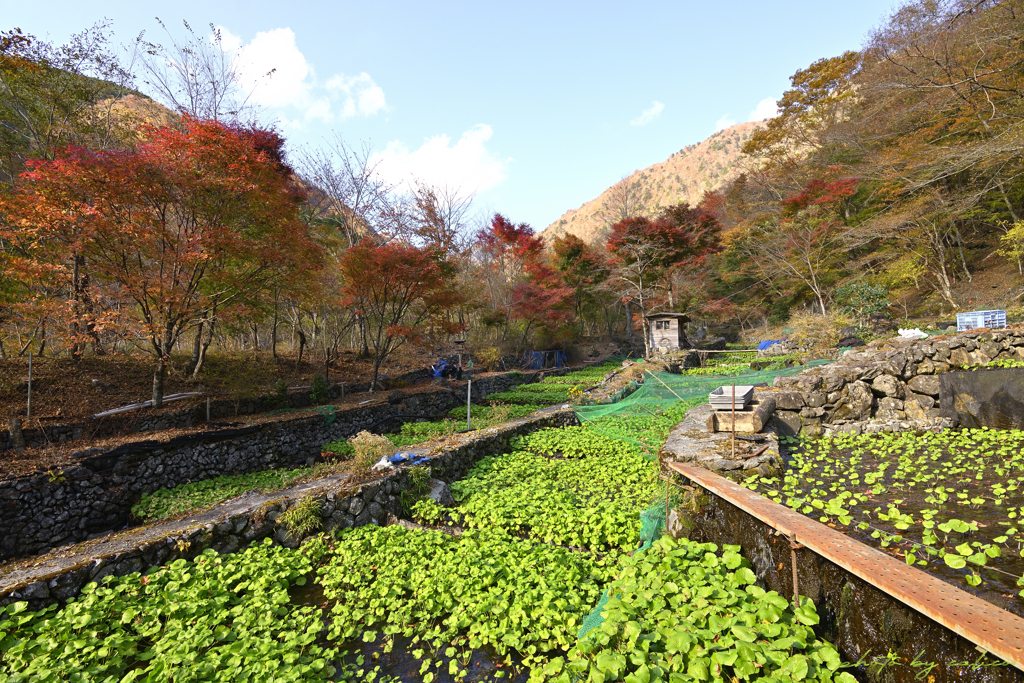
[{"xmin": 667, "ymin": 462, "xmax": 1024, "ymax": 671}]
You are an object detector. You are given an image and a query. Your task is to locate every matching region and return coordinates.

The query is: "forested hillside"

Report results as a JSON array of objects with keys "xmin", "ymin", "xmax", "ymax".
[
  {"xmin": 542, "ymin": 121, "xmax": 763, "ymax": 245},
  {"xmin": 2, "ymin": 0, "xmax": 1024, "ymax": 414},
  {"xmin": 543, "ymin": 0, "xmax": 1024, "ymax": 339}
]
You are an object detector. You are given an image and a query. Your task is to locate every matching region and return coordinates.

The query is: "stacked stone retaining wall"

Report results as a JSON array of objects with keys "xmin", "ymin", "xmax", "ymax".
[
  {"xmin": 0, "ymin": 390, "xmax": 461, "ymax": 561},
  {"xmin": 0, "ymin": 408, "xmax": 578, "ymax": 610},
  {"xmin": 767, "ymin": 328, "xmax": 1024, "ymax": 435},
  {"xmin": 0, "ymin": 365, "xmax": 556, "ymax": 452},
  {"xmin": 0, "ymin": 363, "xmax": 594, "ymax": 561}
]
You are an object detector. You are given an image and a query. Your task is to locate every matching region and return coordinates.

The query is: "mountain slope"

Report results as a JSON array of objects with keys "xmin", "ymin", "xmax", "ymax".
[{"xmin": 542, "ymin": 120, "xmax": 765, "ymax": 245}]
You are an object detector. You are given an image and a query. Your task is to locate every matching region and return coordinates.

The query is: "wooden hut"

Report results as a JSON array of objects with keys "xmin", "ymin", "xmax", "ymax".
[{"xmin": 648, "ymin": 312, "xmax": 690, "ymax": 351}]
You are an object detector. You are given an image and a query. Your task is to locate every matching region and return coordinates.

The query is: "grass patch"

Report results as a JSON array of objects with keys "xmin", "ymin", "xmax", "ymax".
[{"xmin": 132, "ymin": 467, "xmax": 310, "ymax": 522}]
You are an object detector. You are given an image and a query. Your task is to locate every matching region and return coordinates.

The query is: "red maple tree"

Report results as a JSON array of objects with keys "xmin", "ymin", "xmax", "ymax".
[
  {"xmin": 339, "ymin": 239, "xmax": 463, "ymax": 390},
  {"xmin": 0, "ymin": 116, "xmax": 321, "ymax": 405}
]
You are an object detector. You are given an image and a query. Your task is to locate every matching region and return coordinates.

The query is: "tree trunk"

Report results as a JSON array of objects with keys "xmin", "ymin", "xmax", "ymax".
[
  {"xmin": 191, "ymin": 302, "xmax": 218, "ymax": 379},
  {"xmin": 187, "ymin": 320, "xmax": 204, "ymax": 375},
  {"xmin": 370, "ymin": 355, "xmax": 382, "ymax": 393},
  {"xmin": 191, "ymin": 317, "xmax": 216, "ymax": 379},
  {"xmin": 36, "ymin": 324, "xmax": 46, "ymax": 358},
  {"xmin": 271, "ymin": 294, "xmax": 279, "ymax": 360},
  {"xmin": 152, "ymin": 353, "xmax": 166, "ymax": 408},
  {"xmin": 358, "ymin": 315, "xmax": 370, "ymax": 358}
]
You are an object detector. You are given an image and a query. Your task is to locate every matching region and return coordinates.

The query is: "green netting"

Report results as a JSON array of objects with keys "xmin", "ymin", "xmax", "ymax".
[
  {"xmin": 573, "ymin": 359, "xmax": 833, "ymax": 639},
  {"xmin": 576, "ymin": 360, "xmax": 833, "ymax": 422},
  {"xmin": 577, "ymin": 502, "xmax": 666, "ymax": 639}
]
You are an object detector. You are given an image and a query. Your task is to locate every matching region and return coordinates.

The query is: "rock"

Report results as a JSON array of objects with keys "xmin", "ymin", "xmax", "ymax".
[
  {"xmin": 939, "ymin": 367, "xmax": 1024, "ymax": 429},
  {"xmin": 980, "ymin": 341, "xmax": 1002, "ymax": 359},
  {"xmin": 832, "ymin": 381, "xmax": 874, "ymax": 421},
  {"xmin": 710, "ymin": 459, "xmax": 744, "ymax": 472},
  {"xmin": 16, "ymin": 580, "xmax": 50, "ymax": 600},
  {"xmin": 871, "ymin": 374, "xmax": 904, "ymax": 398},
  {"xmin": 427, "ymin": 479, "xmax": 455, "ymax": 507},
  {"xmin": 908, "ymin": 391, "xmax": 935, "ymax": 410},
  {"xmin": 907, "ymin": 375, "xmax": 941, "ymax": 396},
  {"xmin": 348, "ymin": 497, "xmax": 365, "ymax": 516},
  {"xmin": 949, "ymin": 348, "xmax": 972, "ymax": 368},
  {"xmin": 368, "ymin": 502, "xmax": 384, "ymax": 522},
  {"xmin": 772, "ymin": 391, "xmax": 805, "ymax": 410},
  {"xmin": 771, "ymin": 411, "xmax": 802, "ymax": 437},
  {"xmin": 800, "ymin": 418, "xmax": 823, "ymax": 436},
  {"xmin": 666, "ymin": 509, "xmax": 688, "ymax": 539},
  {"xmin": 805, "ymin": 393, "xmax": 826, "ymax": 408}
]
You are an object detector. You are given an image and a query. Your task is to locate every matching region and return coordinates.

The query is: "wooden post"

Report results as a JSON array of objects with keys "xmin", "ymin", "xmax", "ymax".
[
  {"xmin": 26, "ymin": 352, "xmax": 32, "ymax": 422},
  {"xmin": 206, "ymin": 396, "xmax": 211, "ymax": 423},
  {"xmin": 8, "ymin": 418, "xmax": 25, "ymax": 452},
  {"xmin": 467, "ymin": 379, "xmax": 472, "ymax": 429},
  {"xmin": 731, "ymin": 383, "xmax": 736, "ymax": 458}
]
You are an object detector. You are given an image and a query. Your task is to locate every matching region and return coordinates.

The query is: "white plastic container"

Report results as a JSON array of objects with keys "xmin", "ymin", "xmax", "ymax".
[{"xmin": 956, "ymin": 310, "xmax": 1007, "ymax": 331}]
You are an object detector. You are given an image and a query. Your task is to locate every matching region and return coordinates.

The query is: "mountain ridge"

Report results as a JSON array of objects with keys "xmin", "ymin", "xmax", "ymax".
[{"xmin": 541, "ymin": 120, "xmax": 766, "ymax": 246}]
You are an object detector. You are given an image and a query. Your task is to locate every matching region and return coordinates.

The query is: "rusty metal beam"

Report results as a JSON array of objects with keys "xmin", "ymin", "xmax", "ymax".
[{"xmin": 667, "ymin": 461, "xmax": 1024, "ymax": 671}]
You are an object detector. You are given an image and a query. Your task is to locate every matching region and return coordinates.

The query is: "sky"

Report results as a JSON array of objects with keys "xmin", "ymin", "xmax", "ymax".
[{"xmin": 2, "ymin": 1, "xmax": 898, "ymax": 230}]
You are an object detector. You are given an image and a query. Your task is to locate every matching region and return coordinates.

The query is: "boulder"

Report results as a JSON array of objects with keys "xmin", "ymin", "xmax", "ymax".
[
  {"xmin": 948, "ymin": 348, "xmax": 972, "ymax": 368},
  {"xmin": 907, "ymin": 391, "xmax": 935, "ymax": 410},
  {"xmin": 940, "ymin": 368, "xmax": 1024, "ymax": 429},
  {"xmin": 427, "ymin": 479, "xmax": 455, "ymax": 507},
  {"xmin": 800, "ymin": 417, "xmax": 824, "ymax": 436},
  {"xmin": 771, "ymin": 411, "xmax": 802, "ymax": 437},
  {"xmin": 875, "ymin": 397, "xmax": 905, "ymax": 420},
  {"xmin": 871, "ymin": 374, "xmax": 905, "ymax": 399},
  {"xmin": 831, "ymin": 381, "xmax": 874, "ymax": 421},
  {"xmin": 907, "ymin": 375, "xmax": 941, "ymax": 397},
  {"xmin": 772, "ymin": 391, "xmax": 805, "ymax": 410}
]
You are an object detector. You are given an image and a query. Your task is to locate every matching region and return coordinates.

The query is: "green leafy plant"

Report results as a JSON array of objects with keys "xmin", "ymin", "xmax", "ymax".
[
  {"xmin": 132, "ymin": 467, "xmax": 310, "ymax": 523},
  {"xmin": 310, "ymin": 373, "xmax": 330, "ymax": 404},
  {"xmin": 0, "ymin": 540, "xmax": 338, "ymax": 682},
  {"xmin": 744, "ymin": 428, "xmax": 1024, "ymax": 604},
  {"xmin": 280, "ymin": 497, "xmax": 323, "ymax": 537},
  {"xmin": 270, "ymin": 378, "xmax": 291, "ymax": 408},
  {"xmin": 562, "ymin": 535, "xmax": 854, "ymax": 683}
]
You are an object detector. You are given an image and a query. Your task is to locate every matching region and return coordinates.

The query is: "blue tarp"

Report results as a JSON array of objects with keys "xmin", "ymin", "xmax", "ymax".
[
  {"xmin": 390, "ymin": 452, "xmax": 431, "ymax": 467},
  {"xmin": 757, "ymin": 339, "xmax": 783, "ymax": 351},
  {"xmin": 523, "ymin": 350, "xmax": 566, "ymax": 369}
]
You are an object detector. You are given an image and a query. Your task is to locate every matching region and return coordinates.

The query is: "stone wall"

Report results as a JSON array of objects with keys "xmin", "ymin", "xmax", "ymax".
[
  {"xmin": 0, "ymin": 390, "xmax": 459, "ymax": 561},
  {"xmin": 0, "ymin": 367, "xmax": 434, "ymax": 452},
  {"xmin": 0, "ymin": 408, "xmax": 578, "ymax": 610},
  {"xmin": 0, "ymin": 361, "xmax": 597, "ymax": 562},
  {"xmin": 767, "ymin": 328, "xmax": 1024, "ymax": 436}
]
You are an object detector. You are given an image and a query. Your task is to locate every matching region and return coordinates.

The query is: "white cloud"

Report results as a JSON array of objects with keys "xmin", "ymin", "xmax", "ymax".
[
  {"xmin": 630, "ymin": 100, "xmax": 664, "ymax": 127},
  {"xmin": 217, "ymin": 26, "xmax": 387, "ymax": 123},
  {"xmin": 326, "ymin": 73, "xmax": 388, "ymax": 118},
  {"xmin": 371, "ymin": 124, "xmax": 507, "ymax": 194},
  {"xmin": 748, "ymin": 97, "xmax": 779, "ymax": 121},
  {"xmin": 715, "ymin": 114, "xmax": 737, "ymax": 131}
]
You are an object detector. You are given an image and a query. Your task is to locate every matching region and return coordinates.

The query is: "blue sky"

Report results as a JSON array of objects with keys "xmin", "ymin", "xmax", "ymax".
[{"xmin": 3, "ymin": 1, "xmax": 897, "ymax": 229}]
